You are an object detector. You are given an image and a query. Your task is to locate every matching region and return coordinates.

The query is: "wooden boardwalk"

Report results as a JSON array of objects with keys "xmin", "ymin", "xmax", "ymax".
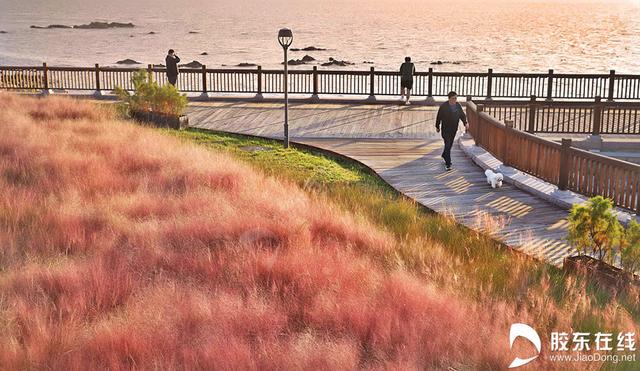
[
  {"xmin": 189, "ymin": 102, "xmax": 573, "ymax": 266},
  {"xmin": 189, "ymin": 102, "xmax": 438, "ymax": 139}
]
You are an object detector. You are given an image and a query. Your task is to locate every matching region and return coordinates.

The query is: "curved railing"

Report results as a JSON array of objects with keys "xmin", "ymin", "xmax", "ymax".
[
  {"xmin": 466, "ymin": 101, "xmax": 640, "ymax": 213},
  {"xmin": 477, "ymin": 97, "xmax": 640, "ymax": 135},
  {"xmin": 2, "ymin": 63, "xmax": 640, "ymax": 100}
]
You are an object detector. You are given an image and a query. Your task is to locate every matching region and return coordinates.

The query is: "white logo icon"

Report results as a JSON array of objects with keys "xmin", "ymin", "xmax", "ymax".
[{"xmin": 509, "ymin": 323, "xmax": 541, "ymax": 368}]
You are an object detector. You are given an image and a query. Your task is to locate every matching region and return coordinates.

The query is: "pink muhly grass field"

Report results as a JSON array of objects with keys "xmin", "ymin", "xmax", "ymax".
[{"xmin": 0, "ymin": 93, "xmax": 589, "ymax": 369}]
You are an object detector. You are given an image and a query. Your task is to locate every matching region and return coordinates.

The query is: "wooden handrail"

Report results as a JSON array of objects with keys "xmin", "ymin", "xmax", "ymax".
[
  {"xmin": 3, "ymin": 64, "xmax": 640, "ymax": 102},
  {"xmin": 466, "ymin": 101, "xmax": 640, "ymax": 213}
]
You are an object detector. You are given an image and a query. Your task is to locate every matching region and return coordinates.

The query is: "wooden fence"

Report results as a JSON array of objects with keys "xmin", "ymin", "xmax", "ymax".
[
  {"xmin": 467, "ymin": 101, "xmax": 640, "ymax": 213},
  {"xmin": 479, "ymin": 96, "xmax": 640, "ymax": 135},
  {"xmin": 3, "ymin": 63, "xmax": 640, "ymax": 101}
]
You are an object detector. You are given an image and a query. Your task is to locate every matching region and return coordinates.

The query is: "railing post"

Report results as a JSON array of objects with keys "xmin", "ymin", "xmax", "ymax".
[
  {"xmin": 93, "ymin": 63, "xmax": 102, "ymax": 98},
  {"xmin": 558, "ymin": 138, "xmax": 572, "ymax": 191},
  {"xmin": 41, "ymin": 62, "xmax": 52, "ymax": 95},
  {"xmin": 426, "ymin": 67, "xmax": 435, "ymax": 103},
  {"xmin": 199, "ymin": 65, "xmax": 209, "ymax": 100},
  {"xmin": 311, "ymin": 66, "xmax": 319, "ymax": 101},
  {"xmin": 503, "ymin": 120, "xmax": 514, "ymax": 166},
  {"xmin": 527, "ymin": 95, "xmax": 537, "ymax": 133},
  {"xmin": 546, "ymin": 69, "xmax": 554, "ymax": 101},
  {"xmin": 147, "ymin": 64, "xmax": 153, "ymax": 83},
  {"xmin": 256, "ymin": 66, "xmax": 263, "ymax": 100},
  {"xmin": 475, "ymin": 104, "xmax": 484, "ymax": 146},
  {"xmin": 592, "ymin": 96, "xmax": 602, "ymax": 136},
  {"xmin": 607, "ymin": 70, "xmax": 615, "ymax": 102},
  {"xmin": 367, "ymin": 66, "xmax": 376, "ymax": 102},
  {"xmin": 486, "ymin": 68, "xmax": 493, "ymax": 100}
]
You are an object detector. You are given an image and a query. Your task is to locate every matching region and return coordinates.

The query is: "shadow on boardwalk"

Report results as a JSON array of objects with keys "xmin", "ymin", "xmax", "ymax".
[{"xmin": 189, "ymin": 102, "xmax": 573, "ymax": 266}]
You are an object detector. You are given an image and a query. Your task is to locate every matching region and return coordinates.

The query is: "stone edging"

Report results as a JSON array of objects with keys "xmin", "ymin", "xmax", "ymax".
[{"xmin": 457, "ymin": 134, "xmax": 639, "ymax": 226}]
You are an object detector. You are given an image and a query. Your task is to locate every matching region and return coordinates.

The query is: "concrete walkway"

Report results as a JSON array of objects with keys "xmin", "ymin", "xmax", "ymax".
[{"xmin": 189, "ymin": 102, "xmax": 574, "ymax": 266}]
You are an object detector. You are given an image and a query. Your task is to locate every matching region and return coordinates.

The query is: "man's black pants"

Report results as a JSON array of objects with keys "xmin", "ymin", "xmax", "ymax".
[
  {"xmin": 441, "ymin": 130, "xmax": 456, "ymax": 166},
  {"xmin": 167, "ymin": 74, "xmax": 178, "ymax": 86}
]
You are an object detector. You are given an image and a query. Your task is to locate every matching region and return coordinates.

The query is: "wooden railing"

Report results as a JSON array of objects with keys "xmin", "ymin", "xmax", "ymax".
[
  {"xmin": 467, "ymin": 101, "xmax": 640, "ymax": 213},
  {"xmin": 3, "ymin": 63, "xmax": 640, "ymax": 101},
  {"xmin": 479, "ymin": 96, "xmax": 640, "ymax": 135}
]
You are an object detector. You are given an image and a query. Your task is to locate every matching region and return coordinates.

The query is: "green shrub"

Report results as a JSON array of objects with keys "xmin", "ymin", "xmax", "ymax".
[
  {"xmin": 621, "ymin": 220, "xmax": 640, "ymax": 274},
  {"xmin": 115, "ymin": 70, "xmax": 187, "ymax": 116},
  {"xmin": 567, "ymin": 196, "xmax": 622, "ymax": 264}
]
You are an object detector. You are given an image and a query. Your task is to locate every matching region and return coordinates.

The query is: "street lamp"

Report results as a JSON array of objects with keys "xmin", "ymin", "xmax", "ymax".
[{"xmin": 278, "ymin": 28, "xmax": 293, "ymax": 148}]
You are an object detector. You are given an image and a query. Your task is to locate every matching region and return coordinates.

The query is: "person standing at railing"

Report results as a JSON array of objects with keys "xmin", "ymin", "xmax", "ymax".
[
  {"xmin": 400, "ymin": 56, "xmax": 415, "ymax": 105},
  {"xmin": 436, "ymin": 91, "xmax": 468, "ymax": 171},
  {"xmin": 165, "ymin": 49, "xmax": 181, "ymax": 86}
]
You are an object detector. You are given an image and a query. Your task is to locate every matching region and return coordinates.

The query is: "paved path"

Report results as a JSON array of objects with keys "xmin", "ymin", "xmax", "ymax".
[
  {"xmin": 189, "ymin": 102, "xmax": 573, "ymax": 266},
  {"xmin": 189, "ymin": 101, "xmax": 438, "ymax": 139}
]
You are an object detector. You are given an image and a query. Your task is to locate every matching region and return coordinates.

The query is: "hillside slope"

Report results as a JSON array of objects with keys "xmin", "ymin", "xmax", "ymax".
[{"xmin": 0, "ymin": 94, "xmax": 624, "ymax": 370}]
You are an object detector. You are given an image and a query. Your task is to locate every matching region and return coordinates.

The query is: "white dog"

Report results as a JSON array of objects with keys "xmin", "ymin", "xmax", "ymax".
[{"xmin": 485, "ymin": 169, "xmax": 504, "ymax": 189}]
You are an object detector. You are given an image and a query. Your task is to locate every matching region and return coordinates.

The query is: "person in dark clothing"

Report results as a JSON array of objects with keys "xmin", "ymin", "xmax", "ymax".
[
  {"xmin": 436, "ymin": 91, "xmax": 468, "ymax": 170},
  {"xmin": 399, "ymin": 56, "xmax": 415, "ymax": 105},
  {"xmin": 165, "ymin": 49, "xmax": 180, "ymax": 86}
]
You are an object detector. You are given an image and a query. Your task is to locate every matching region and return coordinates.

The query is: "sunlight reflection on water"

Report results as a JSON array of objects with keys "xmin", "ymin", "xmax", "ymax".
[{"xmin": 0, "ymin": 0, "xmax": 639, "ymax": 73}]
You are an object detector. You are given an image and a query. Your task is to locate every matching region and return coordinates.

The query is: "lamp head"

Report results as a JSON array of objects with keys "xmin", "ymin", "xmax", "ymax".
[{"xmin": 278, "ymin": 28, "xmax": 293, "ymax": 48}]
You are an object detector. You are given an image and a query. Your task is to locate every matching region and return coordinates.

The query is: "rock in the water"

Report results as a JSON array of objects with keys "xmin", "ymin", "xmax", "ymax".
[
  {"xmin": 237, "ymin": 63, "xmax": 257, "ymax": 67},
  {"xmin": 283, "ymin": 59, "xmax": 306, "ymax": 66},
  {"xmin": 430, "ymin": 60, "xmax": 462, "ymax": 65},
  {"xmin": 74, "ymin": 22, "xmax": 135, "ymax": 29},
  {"xmin": 0, "ymin": 31, "xmax": 7, "ymax": 34},
  {"xmin": 321, "ymin": 57, "xmax": 354, "ymax": 67},
  {"xmin": 189, "ymin": 31, "xmax": 200, "ymax": 34},
  {"xmin": 200, "ymin": 52, "xmax": 208, "ymax": 55},
  {"xmin": 291, "ymin": 46, "xmax": 326, "ymax": 52},
  {"xmin": 180, "ymin": 60, "xmax": 203, "ymax": 68},
  {"xmin": 32, "ymin": 22, "xmax": 135, "ymax": 30},
  {"xmin": 363, "ymin": 61, "xmax": 374, "ymax": 64},
  {"xmin": 281, "ymin": 55, "xmax": 315, "ymax": 66},
  {"xmin": 31, "ymin": 24, "xmax": 72, "ymax": 29},
  {"xmin": 147, "ymin": 31, "xmax": 157, "ymax": 35},
  {"xmin": 116, "ymin": 59, "xmax": 141, "ymax": 65}
]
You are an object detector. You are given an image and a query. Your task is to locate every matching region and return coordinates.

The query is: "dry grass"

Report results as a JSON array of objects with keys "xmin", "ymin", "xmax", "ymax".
[{"xmin": 0, "ymin": 93, "xmax": 635, "ymax": 370}]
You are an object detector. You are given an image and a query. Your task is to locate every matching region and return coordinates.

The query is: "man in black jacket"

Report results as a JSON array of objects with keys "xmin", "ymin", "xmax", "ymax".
[
  {"xmin": 165, "ymin": 49, "xmax": 180, "ymax": 86},
  {"xmin": 436, "ymin": 91, "xmax": 468, "ymax": 170}
]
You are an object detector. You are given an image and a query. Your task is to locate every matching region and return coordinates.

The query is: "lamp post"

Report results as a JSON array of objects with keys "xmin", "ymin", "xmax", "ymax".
[{"xmin": 278, "ymin": 28, "xmax": 293, "ymax": 148}]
